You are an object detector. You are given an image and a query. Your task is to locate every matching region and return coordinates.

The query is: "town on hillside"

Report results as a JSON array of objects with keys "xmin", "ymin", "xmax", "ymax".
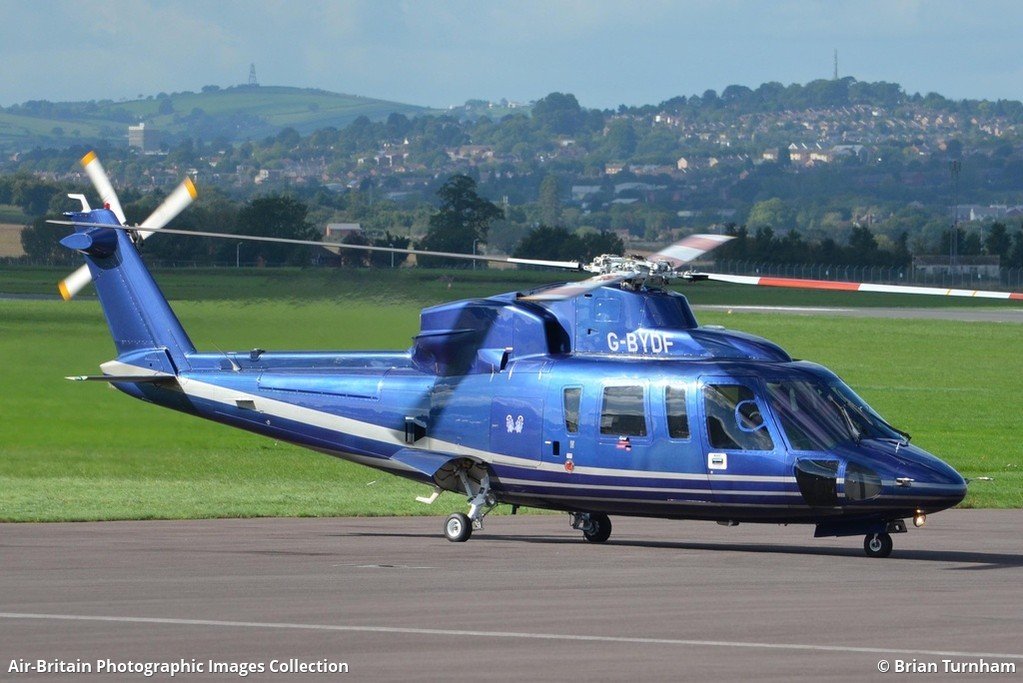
[{"xmin": 4, "ymin": 78, "xmax": 1023, "ymax": 287}]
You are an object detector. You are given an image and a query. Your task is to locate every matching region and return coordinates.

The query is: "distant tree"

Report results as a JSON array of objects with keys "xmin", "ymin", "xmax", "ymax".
[
  {"xmin": 385, "ymin": 112, "xmax": 411, "ymax": 139},
  {"xmin": 848, "ymin": 225, "xmax": 880, "ymax": 260},
  {"xmin": 603, "ymin": 119, "xmax": 637, "ymax": 158},
  {"xmin": 10, "ymin": 176, "xmax": 58, "ymax": 216},
  {"xmin": 276, "ymin": 127, "xmax": 301, "ymax": 147},
  {"xmin": 717, "ymin": 224, "xmax": 749, "ymax": 260},
  {"xmin": 21, "ymin": 216, "xmax": 76, "ymax": 265},
  {"xmin": 962, "ymin": 231, "xmax": 982, "ymax": 256},
  {"xmin": 513, "ymin": 226, "xmax": 623, "ymax": 263},
  {"xmin": 579, "ymin": 230, "xmax": 624, "ymax": 260},
  {"xmin": 418, "ymin": 175, "xmax": 503, "ymax": 268},
  {"xmin": 336, "ymin": 230, "xmax": 370, "ymax": 267},
  {"xmin": 747, "ymin": 198, "xmax": 794, "ymax": 230},
  {"xmin": 157, "ymin": 98, "xmax": 174, "ymax": 115},
  {"xmin": 236, "ymin": 195, "xmax": 319, "ymax": 266},
  {"xmin": 984, "ymin": 221, "xmax": 1011, "ymax": 260},
  {"xmin": 538, "ymin": 174, "xmax": 562, "ymax": 226},
  {"xmin": 531, "ymin": 92, "xmax": 585, "ymax": 135},
  {"xmin": 721, "ymin": 84, "xmax": 753, "ymax": 105},
  {"xmin": 1008, "ymin": 229, "xmax": 1023, "ymax": 268},
  {"xmin": 893, "ymin": 232, "xmax": 911, "ymax": 265},
  {"xmin": 369, "ymin": 231, "xmax": 410, "ymax": 268},
  {"xmin": 514, "ymin": 225, "xmax": 581, "ymax": 261},
  {"xmin": 939, "ymin": 229, "xmax": 983, "ymax": 257}
]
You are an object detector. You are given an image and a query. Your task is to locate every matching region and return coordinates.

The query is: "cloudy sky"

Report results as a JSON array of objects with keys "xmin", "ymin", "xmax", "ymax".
[{"xmin": 2, "ymin": 0, "xmax": 1021, "ymax": 109}]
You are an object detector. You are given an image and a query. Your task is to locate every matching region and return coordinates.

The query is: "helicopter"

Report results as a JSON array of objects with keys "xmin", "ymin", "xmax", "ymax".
[{"xmin": 54, "ymin": 152, "xmax": 1016, "ymax": 558}]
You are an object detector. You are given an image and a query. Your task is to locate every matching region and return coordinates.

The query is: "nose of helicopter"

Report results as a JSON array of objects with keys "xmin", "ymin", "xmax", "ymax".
[{"xmin": 858, "ymin": 443, "xmax": 967, "ymax": 513}]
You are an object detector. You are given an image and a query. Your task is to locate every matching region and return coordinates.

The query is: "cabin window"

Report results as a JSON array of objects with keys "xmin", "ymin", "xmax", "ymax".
[
  {"xmin": 665, "ymin": 385, "xmax": 690, "ymax": 439},
  {"xmin": 703, "ymin": 384, "xmax": 774, "ymax": 451},
  {"xmin": 563, "ymin": 387, "xmax": 581, "ymax": 433},
  {"xmin": 600, "ymin": 385, "xmax": 647, "ymax": 437}
]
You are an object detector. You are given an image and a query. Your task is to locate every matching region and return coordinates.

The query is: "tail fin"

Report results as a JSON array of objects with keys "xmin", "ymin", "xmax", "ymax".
[{"xmin": 61, "ymin": 208, "xmax": 194, "ymax": 373}]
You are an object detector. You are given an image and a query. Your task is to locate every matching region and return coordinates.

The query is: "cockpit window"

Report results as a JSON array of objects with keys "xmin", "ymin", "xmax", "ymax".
[
  {"xmin": 765, "ymin": 379, "xmax": 906, "ymax": 451},
  {"xmin": 703, "ymin": 384, "xmax": 774, "ymax": 451},
  {"xmin": 829, "ymin": 382, "xmax": 906, "ymax": 443},
  {"xmin": 766, "ymin": 381, "xmax": 851, "ymax": 451}
]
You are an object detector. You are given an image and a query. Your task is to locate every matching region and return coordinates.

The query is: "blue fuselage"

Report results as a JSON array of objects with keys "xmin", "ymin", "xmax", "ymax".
[{"xmin": 118, "ymin": 348, "xmax": 966, "ymax": 526}]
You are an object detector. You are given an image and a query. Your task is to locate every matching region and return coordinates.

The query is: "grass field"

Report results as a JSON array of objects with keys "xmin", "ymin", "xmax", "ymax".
[{"xmin": 1, "ymin": 267, "xmax": 1021, "ymax": 522}]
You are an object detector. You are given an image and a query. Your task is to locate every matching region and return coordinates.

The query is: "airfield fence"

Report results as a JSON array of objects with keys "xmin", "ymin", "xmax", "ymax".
[{"xmin": 711, "ymin": 259, "xmax": 1023, "ymax": 292}]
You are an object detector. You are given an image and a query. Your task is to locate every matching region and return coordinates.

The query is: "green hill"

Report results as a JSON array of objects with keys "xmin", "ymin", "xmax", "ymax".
[{"xmin": 0, "ymin": 85, "xmax": 430, "ymax": 151}]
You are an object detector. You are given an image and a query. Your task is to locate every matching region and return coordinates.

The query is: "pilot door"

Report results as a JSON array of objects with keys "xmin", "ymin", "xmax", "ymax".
[{"xmin": 697, "ymin": 376, "xmax": 788, "ymax": 497}]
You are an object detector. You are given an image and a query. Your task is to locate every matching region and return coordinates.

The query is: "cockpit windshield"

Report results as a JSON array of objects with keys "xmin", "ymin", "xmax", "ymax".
[{"xmin": 765, "ymin": 378, "xmax": 906, "ymax": 452}]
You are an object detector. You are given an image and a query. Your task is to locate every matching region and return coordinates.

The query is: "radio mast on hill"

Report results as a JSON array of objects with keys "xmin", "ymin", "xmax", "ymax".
[
  {"xmin": 248, "ymin": 63, "xmax": 259, "ymax": 87},
  {"xmin": 833, "ymin": 49, "xmax": 839, "ymax": 80}
]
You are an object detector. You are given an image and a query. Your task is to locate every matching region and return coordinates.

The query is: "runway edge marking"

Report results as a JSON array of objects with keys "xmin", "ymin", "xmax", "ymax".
[{"xmin": 1, "ymin": 612, "xmax": 1021, "ymax": 660}]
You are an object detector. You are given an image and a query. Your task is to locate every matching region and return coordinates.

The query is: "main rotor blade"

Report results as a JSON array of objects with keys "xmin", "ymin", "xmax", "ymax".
[
  {"xmin": 137, "ymin": 177, "xmax": 198, "ymax": 240},
  {"xmin": 46, "ymin": 221, "xmax": 585, "ymax": 270},
  {"xmin": 653, "ymin": 233, "xmax": 734, "ymax": 268},
  {"xmin": 698, "ymin": 272, "xmax": 1023, "ymax": 301},
  {"xmin": 80, "ymin": 151, "xmax": 126, "ymax": 225},
  {"xmin": 521, "ymin": 272, "xmax": 638, "ymax": 301}
]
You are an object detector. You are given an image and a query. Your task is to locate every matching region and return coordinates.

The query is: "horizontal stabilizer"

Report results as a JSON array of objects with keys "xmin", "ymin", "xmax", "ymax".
[{"xmin": 67, "ymin": 358, "xmax": 178, "ymax": 384}]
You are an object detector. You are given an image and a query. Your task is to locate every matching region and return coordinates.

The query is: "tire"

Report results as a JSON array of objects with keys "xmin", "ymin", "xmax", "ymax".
[
  {"xmin": 583, "ymin": 512, "xmax": 612, "ymax": 543},
  {"xmin": 444, "ymin": 513, "xmax": 472, "ymax": 542},
  {"xmin": 863, "ymin": 532, "xmax": 893, "ymax": 558}
]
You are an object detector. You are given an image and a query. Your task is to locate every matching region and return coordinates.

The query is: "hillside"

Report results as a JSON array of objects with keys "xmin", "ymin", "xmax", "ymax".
[{"xmin": 0, "ymin": 85, "xmax": 430, "ymax": 151}]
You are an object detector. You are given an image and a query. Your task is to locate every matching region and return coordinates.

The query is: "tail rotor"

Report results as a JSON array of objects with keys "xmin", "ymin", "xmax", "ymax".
[{"xmin": 58, "ymin": 152, "xmax": 197, "ymax": 300}]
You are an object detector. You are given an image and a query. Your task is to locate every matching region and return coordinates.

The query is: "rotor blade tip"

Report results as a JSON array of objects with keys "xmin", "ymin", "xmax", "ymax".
[
  {"xmin": 81, "ymin": 151, "xmax": 96, "ymax": 167},
  {"xmin": 58, "ymin": 280, "xmax": 72, "ymax": 301},
  {"xmin": 184, "ymin": 177, "xmax": 197, "ymax": 199}
]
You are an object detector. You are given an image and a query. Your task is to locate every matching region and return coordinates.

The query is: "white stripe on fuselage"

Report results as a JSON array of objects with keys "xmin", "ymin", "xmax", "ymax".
[
  {"xmin": 162, "ymin": 372, "xmax": 798, "ymax": 485},
  {"xmin": 499, "ymin": 477, "xmax": 799, "ymax": 497}
]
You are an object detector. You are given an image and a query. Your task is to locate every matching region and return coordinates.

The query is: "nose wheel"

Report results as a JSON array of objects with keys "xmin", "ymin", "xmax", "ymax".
[
  {"xmin": 444, "ymin": 513, "xmax": 472, "ymax": 542},
  {"xmin": 863, "ymin": 532, "xmax": 893, "ymax": 558},
  {"xmin": 571, "ymin": 512, "xmax": 613, "ymax": 543}
]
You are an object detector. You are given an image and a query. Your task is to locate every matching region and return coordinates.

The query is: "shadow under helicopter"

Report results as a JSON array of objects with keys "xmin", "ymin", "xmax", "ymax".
[{"xmin": 342, "ymin": 531, "xmax": 1023, "ymax": 570}]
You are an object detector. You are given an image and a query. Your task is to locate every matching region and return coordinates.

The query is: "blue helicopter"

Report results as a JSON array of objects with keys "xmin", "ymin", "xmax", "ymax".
[{"xmin": 57, "ymin": 153, "xmax": 1016, "ymax": 558}]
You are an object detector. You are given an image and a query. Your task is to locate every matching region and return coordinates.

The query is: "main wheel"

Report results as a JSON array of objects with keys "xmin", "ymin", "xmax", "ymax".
[
  {"xmin": 444, "ymin": 512, "xmax": 472, "ymax": 542},
  {"xmin": 583, "ymin": 512, "xmax": 612, "ymax": 543},
  {"xmin": 863, "ymin": 532, "xmax": 893, "ymax": 558}
]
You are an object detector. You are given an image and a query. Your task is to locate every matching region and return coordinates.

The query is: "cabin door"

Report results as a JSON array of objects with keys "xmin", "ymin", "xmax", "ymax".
[
  {"xmin": 543, "ymin": 377, "xmax": 599, "ymax": 471},
  {"xmin": 697, "ymin": 375, "xmax": 788, "ymax": 499}
]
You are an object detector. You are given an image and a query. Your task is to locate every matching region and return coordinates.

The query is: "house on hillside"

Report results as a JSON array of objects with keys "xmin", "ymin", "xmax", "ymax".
[{"xmin": 325, "ymin": 223, "xmax": 363, "ymax": 240}]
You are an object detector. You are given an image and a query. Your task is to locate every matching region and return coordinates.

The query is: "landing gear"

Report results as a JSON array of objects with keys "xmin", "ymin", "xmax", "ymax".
[
  {"xmin": 571, "ymin": 512, "xmax": 612, "ymax": 543},
  {"xmin": 444, "ymin": 513, "xmax": 472, "ymax": 542},
  {"xmin": 863, "ymin": 532, "xmax": 893, "ymax": 558},
  {"xmin": 442, "ymin": 466, "xmax": 496, "ymax": 542}
]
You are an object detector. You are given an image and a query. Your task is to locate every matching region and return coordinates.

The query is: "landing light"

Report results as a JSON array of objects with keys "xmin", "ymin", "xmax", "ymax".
[{"xmin": 913, "ymin": 511, "xmax": 927, "ymax": 528}]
